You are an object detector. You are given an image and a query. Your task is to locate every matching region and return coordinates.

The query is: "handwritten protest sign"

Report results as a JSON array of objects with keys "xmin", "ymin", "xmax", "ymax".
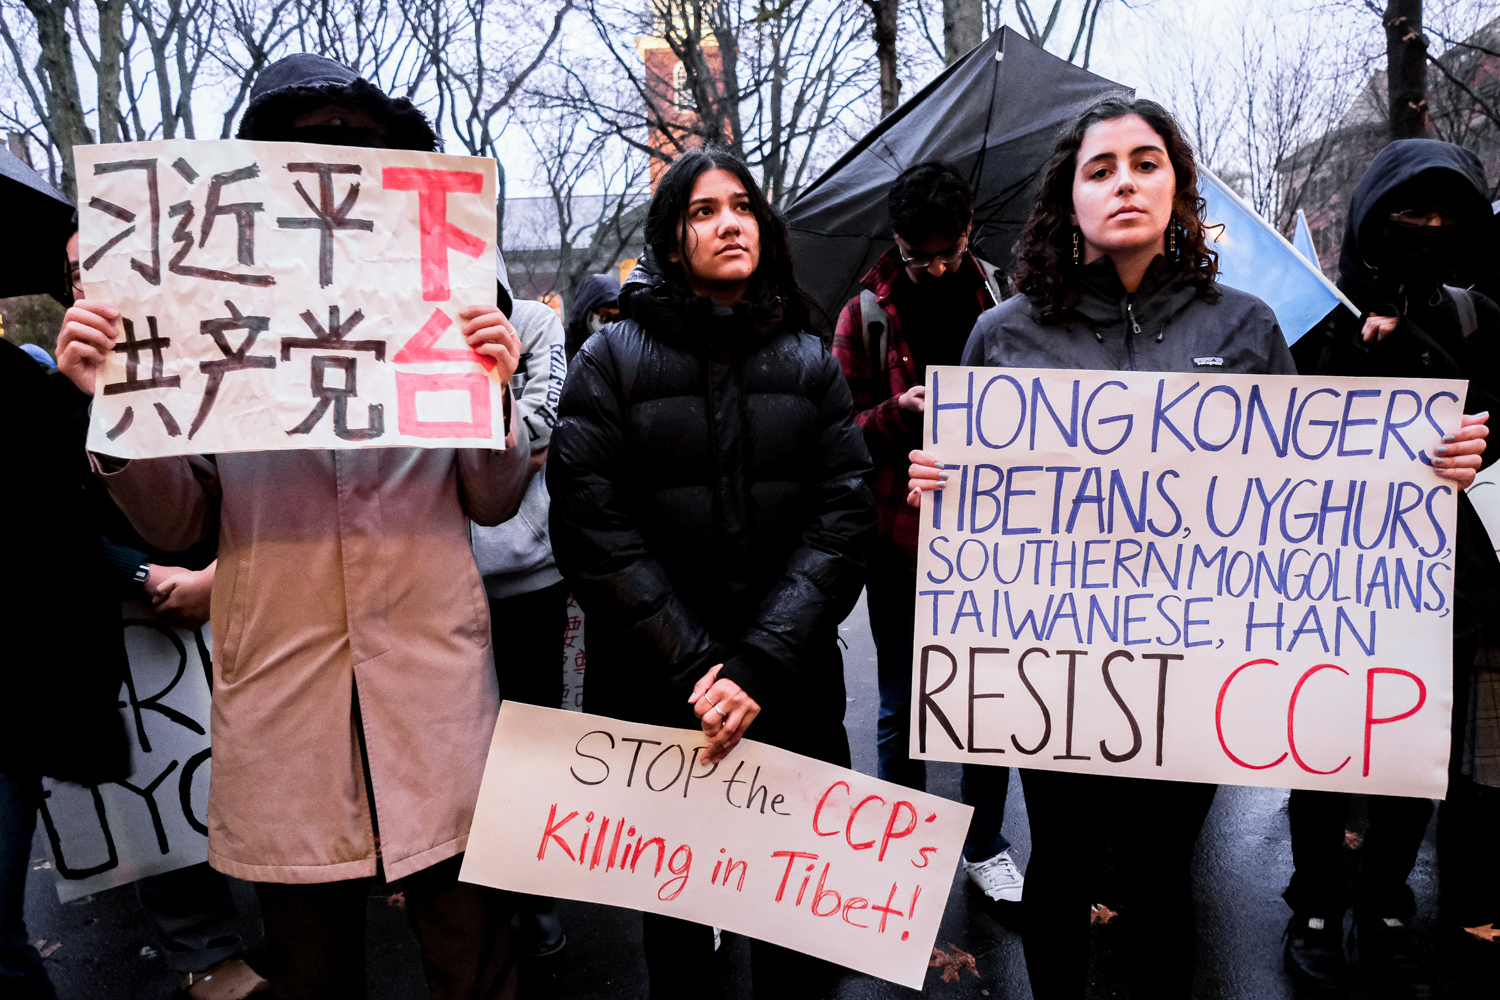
[
  {"xmin": 461, "ymin": 703, "xmax": 971, "ymax": 988},
  {"xmin": 40, "ymin": 604, "xmax": 212, "ymax": 902},
  {"xmin": 911, "ymin": 367, "xmax": 1465, "ymax": 799},
  {"xmin": 74, "ymin": 139, "xmax": 500, "ymax": 458}
]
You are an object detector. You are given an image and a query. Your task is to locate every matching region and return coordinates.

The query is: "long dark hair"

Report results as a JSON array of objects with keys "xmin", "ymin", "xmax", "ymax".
[
  {"xmin": 645, "ymin": 149, "xmax": 810, "ymax": 329},
  {"xmin": 1013, "ymin": 95, "xmax": 1218, "ymax": 323}
]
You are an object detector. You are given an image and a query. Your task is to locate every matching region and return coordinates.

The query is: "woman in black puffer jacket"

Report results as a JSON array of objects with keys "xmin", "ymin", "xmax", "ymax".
[{"xmin": 547, "ymin": 150, "xmax": 874, "ymax": 998}]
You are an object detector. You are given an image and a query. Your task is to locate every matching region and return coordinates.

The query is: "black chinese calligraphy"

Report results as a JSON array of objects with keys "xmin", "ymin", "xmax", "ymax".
[
  {"xmin": 85, "ymin": 159, "xmax": 161, "ymax": 285},
  {"xmin": 276, "ymin": 163, "xmax": 375, "ymax": 287},
  {"xmin": 104, "ymin": 316, "xmax": 179, "ymax": 395},
  {"xmin": 102, "ymin": 316, "xmax": 183, "ymax": 438},
  {"xmin": 189, "ymin": 301, "xmax": 276, "ymax": 439},
  {"xmin": 163, "ymin": 163, "xmax": 275, "ymax": 287},
  {"xmin": 281, "ymin": 306, "xmax": 385, "ymax": 440}
]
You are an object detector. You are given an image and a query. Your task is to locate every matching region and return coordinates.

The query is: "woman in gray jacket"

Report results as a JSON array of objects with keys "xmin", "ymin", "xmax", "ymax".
[
  {"xmin": 909, "ymin": 94, "xmax": 1489, "ymax": 1000},
  {"xmin": 910, "ymin": 96, "xmax": 1291, "ymax": 1000}
]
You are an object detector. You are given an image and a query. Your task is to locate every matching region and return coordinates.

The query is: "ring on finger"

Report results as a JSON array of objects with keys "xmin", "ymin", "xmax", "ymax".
[
  {"xmin": 703, "ymin": 696, "xmax": 718, "ymax": 714},
  {"xmin": 714, "ymin": 703, "xmax": 729, "ymax": 721}
]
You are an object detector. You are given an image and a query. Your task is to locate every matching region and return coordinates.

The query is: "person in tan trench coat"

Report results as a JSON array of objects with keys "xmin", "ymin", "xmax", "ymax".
[{"xmin": 55, "ymin": 54, "xmax": 529, "ymax": 1000}]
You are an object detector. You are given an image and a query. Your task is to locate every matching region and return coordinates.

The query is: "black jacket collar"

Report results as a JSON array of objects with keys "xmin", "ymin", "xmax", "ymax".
[{"xmin": 619, "ymin": 249, "xmax": 787, "ymax": 350}]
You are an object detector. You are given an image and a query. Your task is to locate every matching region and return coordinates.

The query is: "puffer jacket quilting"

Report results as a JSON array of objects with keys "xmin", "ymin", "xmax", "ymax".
[{"xmin": 548, "ymin": 256, "xmax": 874, "ymax": 754}]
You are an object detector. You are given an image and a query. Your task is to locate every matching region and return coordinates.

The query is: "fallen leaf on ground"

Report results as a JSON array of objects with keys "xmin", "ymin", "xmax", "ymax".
[
  {"xmin": 1344, "ymin": 830, "xmax": 1364, "ymax": 849},
  {"xmin": 32, "ymin": 939, "xmax": 61, "ymax": 959},
  {"xmin": 1091, "ymin": 903, "xmax": 1118, "ymax": 925},
  {"xmin": 386, "ymin": 892, "xmax": 406, "ymax": 909},
  {"xmin": 1464, "ymin": 924, "xmax": 1498, "ymax": 943},
  {"xmin": 929, "ymin": 944, "xmax": 980, "ymax": 982}
]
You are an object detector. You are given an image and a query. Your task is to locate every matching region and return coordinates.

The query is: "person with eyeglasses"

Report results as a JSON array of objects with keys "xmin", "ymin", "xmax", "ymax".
[
  {"xmin": 1283, "ymin": 139, "xmax": 1500, "ymax": 999},
  {"xmin": 830, "ymin": 161, "xmax": 1025, "ymax": 906}
]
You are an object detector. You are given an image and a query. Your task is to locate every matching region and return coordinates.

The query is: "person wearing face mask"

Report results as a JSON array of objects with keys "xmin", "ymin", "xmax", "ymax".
[
  {"xmin": 548, "ymin": 149, "xmax": 873, "ymax": 998},
  {"xmin": 54, "ymin": 54, "xmax": 529, "ymax": 1000},
  {"xmin": 563, "ymin": 273, "xmax": 620, "ymax": 361},
  {"xmin": 1281, "ymin": 139, "xmax": 1500, "ymax": 998},
  {"xmin": 830, "ymin": 162, "xmax": 1024, "ymax": 906}
]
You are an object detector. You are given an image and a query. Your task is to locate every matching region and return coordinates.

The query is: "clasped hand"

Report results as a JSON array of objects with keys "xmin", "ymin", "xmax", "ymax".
[{"xmin": 688, "ymin": 664, "xmax": 760, "ymax": 765}]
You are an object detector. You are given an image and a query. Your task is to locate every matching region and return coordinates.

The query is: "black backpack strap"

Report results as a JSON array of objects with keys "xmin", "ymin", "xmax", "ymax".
[
  {"xmin": 859, "ymin": 288, "xmax": 887, "ymax": 379},
  {"xmin": 975, "ymin": 256, "xmax": 1005, "ymax": 306}
]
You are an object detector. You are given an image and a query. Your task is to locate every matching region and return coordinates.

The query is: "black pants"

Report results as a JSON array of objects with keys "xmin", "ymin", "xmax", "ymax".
[
  {"xmin": 1438, "ymin": 770, "xmax": 1500, "ymax": 927},
  {"xmin": 488, "ymin": 581, "xmax": 570, "ymax": 709},
  {"xmin": 488, "ymin": 582, "xmax": 569, "ymax": 920},
  {"xmin": 1283, "ymin": 635, "xmax": 1479, "ymax": 923},
  {"xmin": 1283, "ymin": 789, "xmax": 1433, "ymax": 920},
  {"xmin": 641, "ymin": 914, "xmax": 840, "ymax": 1000},
  {"xmin": 253, "ymin": 855, "xmax": 516, "ymax": 1000},
  {"xmin": 1019, "ymin": 769, "xmax": 1217, "ymax": 1000}
]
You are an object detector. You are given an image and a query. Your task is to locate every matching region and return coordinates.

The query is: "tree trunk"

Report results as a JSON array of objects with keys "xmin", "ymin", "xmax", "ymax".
[
  {"xmin": 1385, "ymin": 0, "xmax": 1429, "ymax": 140},
  {"xmin": 21, "ymin": 0, "xmax": 92, "ymax": 200},
  {"xmin": 942, "ymin": 0, "xmax": 981, "ymax": 65},
  {"xmin": 866, "ymin": 0, "xmax": 899, "ymax": 117},
  {"xmin": 95, "ymin": 0, "xmax": 127, "ymax": 143}
]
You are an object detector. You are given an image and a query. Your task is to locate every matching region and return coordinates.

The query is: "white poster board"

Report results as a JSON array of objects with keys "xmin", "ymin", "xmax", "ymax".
[
  {"xmin": 39, "ymin": 603, "xmax": 212, "ymax": 901},
  {"xmin": 74, "ymin": 139, "xmax": 501, "ymax": 458},
  {"xmin": 911, "ymin": 367, "xmax": 1463, "ymax": 799},
  {"xmin": 461, "ymin": 703, "xmax": 972, "ymax": 989}
]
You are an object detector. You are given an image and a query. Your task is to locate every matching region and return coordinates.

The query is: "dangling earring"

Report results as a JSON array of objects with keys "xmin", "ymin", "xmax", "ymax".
[
  {"xmin": 1071, "ymin": 229, "xmax": 1081, "ymax": 265},
  {"xmin": 1167, "ymin": 221, "xmax": 1178, "ymax": 258}
]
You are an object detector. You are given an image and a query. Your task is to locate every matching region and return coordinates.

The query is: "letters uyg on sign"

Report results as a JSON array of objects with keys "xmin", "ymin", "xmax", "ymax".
[
  {"xmin": 911, "ymin": 366, "xmax": 1465, "ymax": 800},
  {"xmin": 74, "ymin": 139, "xmax": 501, "ymax": 459},
  {"xmin": 460, "ymin": 704, "xmax": 973, "ymax": 989}
]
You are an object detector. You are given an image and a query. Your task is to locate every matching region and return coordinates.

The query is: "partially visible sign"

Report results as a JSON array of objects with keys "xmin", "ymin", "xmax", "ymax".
[
  {"xmin": 40, "ymin": 604, "xmax": 212, "ymax": 901},
  {"xmin": 561, "ymin": 594, "xmax": 586, "ymax": 711},
  {"xmin": 75, "ymin": 139, "xmax": 501, "ymax": 458},
  {"xmin": 461, "ymin": 704, "xmax": 971, "ymax": 989}
]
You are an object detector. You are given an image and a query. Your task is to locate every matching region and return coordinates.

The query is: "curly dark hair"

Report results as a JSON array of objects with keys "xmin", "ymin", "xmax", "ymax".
[
  {"xmin": 645, "ymin": 149, "xmax": 810, "ymax": 329},
  {"xmin": 889, "ymin": 161, "xmax": 974, "ymax": 243},
  {"xmin": 1013, "ymin": 94, "xmax": 1219, "ymax": 323}
]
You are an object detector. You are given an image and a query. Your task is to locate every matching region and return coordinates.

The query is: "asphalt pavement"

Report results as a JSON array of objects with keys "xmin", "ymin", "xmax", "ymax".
[{"xmin": 22, "ymin": 596, "xmax": 1499, "ymax": 998}]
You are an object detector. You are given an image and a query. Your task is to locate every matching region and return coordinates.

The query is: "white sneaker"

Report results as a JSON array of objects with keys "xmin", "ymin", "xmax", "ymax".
[{"xmin": 965, "ymin": 849, "xmax": 1024, "ymax": 902}]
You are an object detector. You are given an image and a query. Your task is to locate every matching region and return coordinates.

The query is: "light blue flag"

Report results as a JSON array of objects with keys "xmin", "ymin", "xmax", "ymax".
[
  {"xmin": 1198, "ymin": 168, "xmax": 1357, "ymax": 345},
  {"xmin": 1292, "ymin": 209, "xmax": 1320, "ymax": 270}
]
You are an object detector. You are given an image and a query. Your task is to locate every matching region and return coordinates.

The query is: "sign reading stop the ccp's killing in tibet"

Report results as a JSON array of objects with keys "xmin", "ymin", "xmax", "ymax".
[
  {"xmin": 74, "ymin": 139, "xmax": 501, "ymax": 458},
  {"xmin": 912, "ymin": 367, "xmax": 1465, "ymax": 799},
  {"xmin": 461, "ymin": 704, "xmax": 972, "ymax": 989}
]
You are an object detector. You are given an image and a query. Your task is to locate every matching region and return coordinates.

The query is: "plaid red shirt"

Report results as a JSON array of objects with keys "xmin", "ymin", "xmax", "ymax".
[{"xmin": 832, "ymin": 245, "xmax": 997, "ymax": 569}]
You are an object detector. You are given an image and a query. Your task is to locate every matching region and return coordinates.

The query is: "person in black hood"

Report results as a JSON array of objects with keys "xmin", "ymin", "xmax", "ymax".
[
  {"xmin": 1282, "ymin": 139, "xmax": 1499, "ymax": 998},
  {"xmin": 237, "ymin": 53, "xmax": 440, "ymax": 152},
  {"xmin": 563, "ymin": 272, "xmax": 619, "ymax": 360},
  {"xmin": 547, "ymin": 149, "xmax": 874, "ymax": 997},
  {"xmin": 910, "ymin": 96, "xmax": 1294, "ymax": 1000}
]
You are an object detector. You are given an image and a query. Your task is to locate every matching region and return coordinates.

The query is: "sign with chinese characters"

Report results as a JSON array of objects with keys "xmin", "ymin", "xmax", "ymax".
[
  {"xmin": 75, "ymin": 140, "xmax": 501, "ymax": 458},
  {"xmin": 561, "ymin": 594, "xmax": 586, "ymax": 711},
  {"xmin": 39, "ymin": 604, "xmax": 213, "ymax": 902},
  {"xmin": 461, "ymin": 704, "xmax": 972, "ymax": 989},
  {"xmin": 912, "ymin": 367, "xmax": 1463, "ymax": 799}
]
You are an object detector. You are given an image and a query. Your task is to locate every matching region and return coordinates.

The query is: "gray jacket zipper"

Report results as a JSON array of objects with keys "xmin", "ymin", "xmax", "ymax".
[{"xmin": 1123, "ymin": 297, "xmax": 1141, "ymax": 370}]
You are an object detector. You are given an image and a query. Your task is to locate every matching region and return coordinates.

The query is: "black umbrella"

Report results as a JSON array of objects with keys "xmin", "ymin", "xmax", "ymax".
[
  {"xmin": 787, "ymin": 27, "xmax": 1126, "ymax": 332},
  {"xmin": 0, "ymin": 145, "xmax": 75, "ymax": 302}
]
